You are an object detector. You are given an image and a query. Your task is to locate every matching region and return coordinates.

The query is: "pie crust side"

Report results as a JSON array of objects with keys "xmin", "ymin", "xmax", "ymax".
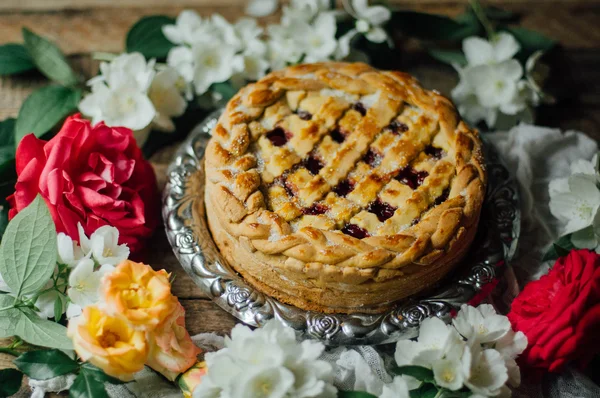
[{"xmin": 201, "ymin": 62, "xmax": 486, "ymax": 314}]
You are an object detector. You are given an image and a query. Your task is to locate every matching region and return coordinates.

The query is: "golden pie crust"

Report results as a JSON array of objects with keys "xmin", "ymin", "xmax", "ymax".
[{"xmin": 202, "ymin": 62, "xmax": 486, "ymax": 314}]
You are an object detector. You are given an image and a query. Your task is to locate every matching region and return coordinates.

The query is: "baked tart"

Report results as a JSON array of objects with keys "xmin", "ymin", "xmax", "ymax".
[{"xmin": 203, "ymin": 62, "xmax": 486, "ymax": 314}]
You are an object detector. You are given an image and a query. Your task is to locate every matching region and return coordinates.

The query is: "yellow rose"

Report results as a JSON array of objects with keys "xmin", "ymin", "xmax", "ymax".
[
  {"xmin": 178, "ymin": 361, "xmax": 208, "ymax": 398},
  {"xmin": 146, "ymin": 304, "xmax": 202, "ymax": 381},
  {"xmin": 103, "ymin": 260, "xmax": 178, "ymax": 330},
  {"xmin": 67, "ymin": 306, "xmax": 148, "ymax": 381}
]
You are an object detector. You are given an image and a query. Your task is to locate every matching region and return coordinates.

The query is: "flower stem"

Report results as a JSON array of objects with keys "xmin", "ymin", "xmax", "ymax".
[
  {"xmin": 92, "ymin": 52, "xmax": 118, "ymax": 62},
  {"xmin": 469, "ymin": 0, "xmax": 496, "ymax": 40},
  {"xmin": 433, "ymin": 389, "xmax": 444, "ymax": 398},
  {"xmin": 0, "ymin": 347, "xmax": 20, "ymax": 357}
]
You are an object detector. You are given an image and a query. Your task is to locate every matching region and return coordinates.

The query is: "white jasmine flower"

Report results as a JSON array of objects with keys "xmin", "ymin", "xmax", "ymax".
[
  {"xmin": 462, "ymin": 345, "xmax": 509, "ymax": 397},
  {"xmin": 57, "ymin": 232, "xmax": 83, "ymax": 267},
  {"xmin": 191, "ymin": 42, "xmax": 244, "ymax": 95},
  {"xmin": 463, "ymin": 32, "xmax": 520, "ymax": 66},
  {"xmin": 88, "ymin": 226, "xmax": 130, "ymax": 266},
  {"xmin": 395, "ymin": 317, "xmax": 465, "ymax": 368},
  {"xmin": 453, "ymin": 304, "xmax": 511, "ymax": 344},
  {"xmin": 148, "ymin": 67, "xmax": 187, "ymax": 132},
  {"xmin": 246, "ymin": 0, "xmax": 279, "ymax": 17},
  {"xmin": 79, "ymin": 53, "xmax": 157, "ymax": 135},
  {"xmin": 209, "ymin": 14, "xmax": 243, "ymax": 50},
  {"xmin": 379, "ymin": 377, "xmax": 410, "ymax": 398},
  {"xmin": 466, "ymin": 60, "xmax": 524, "ymax": 113},
  {"xmin": 35, "ymin": 282, "xmax": 66, "ymax": 320},
  {"xmin": 346, "ymin": 0, "xmax": 391, "ymax": 44},
  {"xmin": 235, "ymin": 18, "xmax": 266, "ymax": 51},
  {"xmin": 67, "ymin": 258, "xmax": 115, "ymax": 313},
  {"xmin": 549, "ymin": 173, "xmax": 600, "ymax": 235},
  {"xmin": 432, "ymin": 356, "xmax": 465, "ymax": 391},
  {"xmin": 79, "ymin": 81, "xmax": 156, "ymax": 131},
  {"xmin": 266, "ymin": 23, "xmax": 304, "ymax": 69},
  {"xmin": 301, "ymin": 13, "xmax": 339, "ymax": 62},
  {"xmin": 167, "ymin": 46, "xmax": 195, "ymax": 83},
  {"xmin": 162, "ymin": 10, "xmax": 210, "ymax": 46},
  {"xmin": 199, "ymin": 319, "xmax": 336, "ymax": 398},
  {"xmin": 284, "ymin": 0, "xmax": 332, "ymax": 23}
]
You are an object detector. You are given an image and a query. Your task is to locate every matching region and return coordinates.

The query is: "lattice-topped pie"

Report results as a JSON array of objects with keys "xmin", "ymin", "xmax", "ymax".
[{"xmin": 203, "ymin": 62, "xmax": 486, "ymax": 314}]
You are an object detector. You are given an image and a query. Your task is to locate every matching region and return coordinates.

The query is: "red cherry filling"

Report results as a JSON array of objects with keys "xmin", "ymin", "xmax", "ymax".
[
  {"xmin": 302, "ymin": 203, "xmax": 329, "ymax": 215},
  {"xmin": 352, "ymin": 102, "xmax": 367, "ymax": 116},
  {"xmin": 296, "ymin": 110, "xmax": 312, "ymax": 120},
  {"xmin": 266, "ymin": 127, "xmax": 290, "ymax": 147},
  {"xmin": 387, "ymin": 120, "xmax": 409, "ymax": 135},
  {"xmin": 434, "ymin": 189, "xmax": 450, "ymax": 206},
  {"xmin": 425, "ymin": 145, "xmax": 445, "ymax": 159},
  {"xmin": 341, "ymin": 224, "xmax": 370, "ymax": 239},
  {"xmin": 330, "ymin": 129, "xmax": 346, "ymax": 143},
  {"xmin": 396, "ymin": 167, "xmax": 428, "ymax": 189},
  {"xmin": 304, "ymin": 155, "xmax": 324, "ymax": 175},
  {"xmin": 411, "ymin": 217, "xmax": 420, "ymax": 226},
  {"xmin": 367, "ymin": 200, "xmax": 397, "ymax": 222},
  {"xmin": 362, "ymin": 149, "xmax": 382, "ymax": 167},
  {"xmin": 333, "ymin": 179, "xmax": 355, "ymax": 197}
]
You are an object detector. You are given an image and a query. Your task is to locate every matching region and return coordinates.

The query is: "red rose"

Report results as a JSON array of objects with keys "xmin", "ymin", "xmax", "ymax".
[
  {"xmin": 508, "ymin": 249, "xmax": 600, "ymax": 373},
  {"xmin": 8, "ymin": 114, "xmax": 159, "ymax": 254}
]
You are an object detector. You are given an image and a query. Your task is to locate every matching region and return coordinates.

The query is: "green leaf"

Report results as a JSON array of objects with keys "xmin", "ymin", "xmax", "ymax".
[
  {"xmin": 126, "ymin": 16, "xmax": 176, "ymax": 59},
  {"xmin": 53, "ymin": 294, "xmax": 63, "ymax": 322},
  {"xmin": 0, "ymin": 118, "xmax": 16, "ymax": 147},
  {"xmin": 0, "ymin": 195, "xmax": 57, "ymax": 296},
  {"xmin": 22, "ymin": 28, "xmax": 79, "ymax": 86},
  {"xmin": 14, "ymin": 349, "xmax": 79, "ymax": 380},
  {"xmin": 428, "ymin": 49, "xmax": 467, "ymax": 66},
  {"xmin": 502, "ymin": 26, "xmax": 556, "ymax": 57},
  {"xmin": 0, "ymin": 295, "xmax": 22, "ymax": 338},
  {"xmin": 70, "ymin": 370, "xmax": 109, "ymax": 398},
  {"xmin": 392, "ymin": 365, "xmax": 435, "ymax": 382},
  {"xmin": 14, "ymin": 85, "xmax": 81, "ymax": 143},
  {"xmin": 337, "ymin": 392, "xmax": 378, "ymax": 398},
  {"xmin": 543, "ymin": 234, "xmax": 575, "ymax": 261},
  {"xmin": 0, "ymin": 44, "xmax": 36, "ymax": 76},
  {"xmin": 409, "ymin": 383, "xmax": 439, "ymax": 398},
  {"xmin": 13, "ymin": 307, "xmax": 72, "ymax": 350},
  {"xmin": 211, "ymin": 82, "xmax": 237, "ymax": 104},
  {"xmin": 0, "ymin": 368, "xmax": 23, "ymax": 397},
  {"xmin": 80, "ymin": 363, "xmax": 125, "ymax": 385},
  {"xmin": 391, "ymin": 11, "xmax": 479, "ymax": 41}
]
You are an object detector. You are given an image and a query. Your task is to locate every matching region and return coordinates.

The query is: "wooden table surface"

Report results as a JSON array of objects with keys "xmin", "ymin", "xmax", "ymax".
[{"xmin": 1, "ymin": 0, "xmax": 599, "ymax": 392}]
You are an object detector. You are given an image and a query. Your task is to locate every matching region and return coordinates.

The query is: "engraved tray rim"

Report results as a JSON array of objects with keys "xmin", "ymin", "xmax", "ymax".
[{"xmin": 162, "ymin": 109, "xmax": 521, "ymax": 346}]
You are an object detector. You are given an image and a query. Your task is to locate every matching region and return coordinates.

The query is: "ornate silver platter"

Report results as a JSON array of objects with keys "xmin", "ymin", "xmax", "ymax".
[{"xmin": 163, "ymin": 109, "xmax": 520, "ymax": 346}]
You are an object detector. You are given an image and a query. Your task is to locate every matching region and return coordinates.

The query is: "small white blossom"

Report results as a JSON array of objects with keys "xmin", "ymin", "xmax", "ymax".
[
  {"xmin": 192, "ymin": 42, "xmax": 244, "ymax": 95},
  {"xmin": 195, "ymin": 319, "xmax": 336, "ymax": 398},
  {"xmin": 463, "ymin": 32, "xmax": 520, "ymax": 66},
  {"xmin": 67, "ymin": 258, "xmax": 114, "ymax": 318},
  {"xmin": 246, "ymin": 0, "xmax": 279, "ymax": 17},
  {"xmin": 432, "ymin": 356, "xmax": 465, "ymax": 391},
  {"xmin": 87, "ymin": 226, "xmax": 130, "ymax": 266},
  {"xmin": 283, "ymin": 0, "xmax": 332, "ymax": 23},
  {"xmin": 351, "ymin": 0, "xmax": 391, "ymax": 43},
  {"xmin": 300, "ymin": 13, "xmax": 339, "ymax": 63},
  {"xmin": 35, "ymin": 279, "xmax": 66, "ymax": 320},
  {"xmin": 148, "ymin": 67, "xmax": 187, "ymax": 132},
  {"xmin": 462, "ymin": 345, "xmax": 509, "ymax": 397},
  {"xmin": 162, "ymin": 10, "xmax": 211, "ymax": 46},
  {"xmin": 453, "ymin": 304, "xmax": 511, "ymax": 344},
  {"xmin": 56, "ymin": 232, "xmax": 83, "ymax": 268}
]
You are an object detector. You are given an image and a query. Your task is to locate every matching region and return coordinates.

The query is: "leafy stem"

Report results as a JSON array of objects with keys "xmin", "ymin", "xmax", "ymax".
[
  {"xmin": 0, "ymin": 347, "xmax": 19, "ymax": 356},
  {"xmin": 469, "ymin": 0, "xmax": 496, "ymax": 40}
]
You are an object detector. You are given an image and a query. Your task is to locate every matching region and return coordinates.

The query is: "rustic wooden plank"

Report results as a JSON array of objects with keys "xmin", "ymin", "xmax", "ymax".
[
  {"xmin": 0, "ymin": 4, "xmax": 599, "ymax": 54},
  {"xmin": 180, "ymin": 299, "xmax": 239, "ymax": 336},
  {"xmin": 1, "ymin": 0, "xmax": 600, "ymax": 11}
]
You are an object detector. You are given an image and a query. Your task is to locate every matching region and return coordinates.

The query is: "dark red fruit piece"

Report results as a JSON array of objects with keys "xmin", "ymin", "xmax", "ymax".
[
  {"xmin": 367, "ymin": 200, "xmax": 397, "ymax": 222},
  {"xmin": 330, "ymin": 129, "xmax": 346, "ymax": 143},
  {"xmin": 387, "ymin": 120, "xmax": 409, "ymax": 135},
  {"xmin": 425, "ymin": 146, "xmax": 444, "ymax": 159},
  {"xmin": 411, "ymin": 217, "xmax": 420, "ymax": 226},
  {"xmin": 352, "ymin": 102, "xmax": 367, "ymax": 116},
  {"xmin": 304, "ymin": 155, "xmax": 324, "ymax": 175},
  {"xmin": 297, "ymin": 110, "xmax": 312, "ymax": 120},
  {"xmin": 266, "ymin": 127, "xmax": 290, "ymax": 147},
  {"xmin": 333, "ymin": 179, "xmax": 355, "ymax": 197},
  {"xmin": 341, "ymin": 224, "xmax": 370, "ymax": 239},
  {"xmin": 434, "ymin": 189, "xmax": 450, "ymax": 206},
  {"xmin": 362, "ymin": 149, "xmax": 382, "ymax": 167},
  {"xmin": 302, "ymin": 203, "xmax": 329, "ymax": 215},
  {"xmin": 396, "ymin": 167, "xmax": 428, "ymax": 189}
]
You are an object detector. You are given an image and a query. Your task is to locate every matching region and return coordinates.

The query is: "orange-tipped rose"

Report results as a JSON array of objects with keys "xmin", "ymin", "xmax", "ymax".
[
  {"xmin": 178, "ymin": 361, "xmax": 208, "ymax": 398},
  {"xmin": 103, "ymin": 260, "xmax": 178, "ymax": 330},
  {"xmin": 67, "ymin": 306, "xmax": 148, "ymax": 381},
  {"xmin": 146, "ymin": 304, "xmax": 202, "ymax": 381}
]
